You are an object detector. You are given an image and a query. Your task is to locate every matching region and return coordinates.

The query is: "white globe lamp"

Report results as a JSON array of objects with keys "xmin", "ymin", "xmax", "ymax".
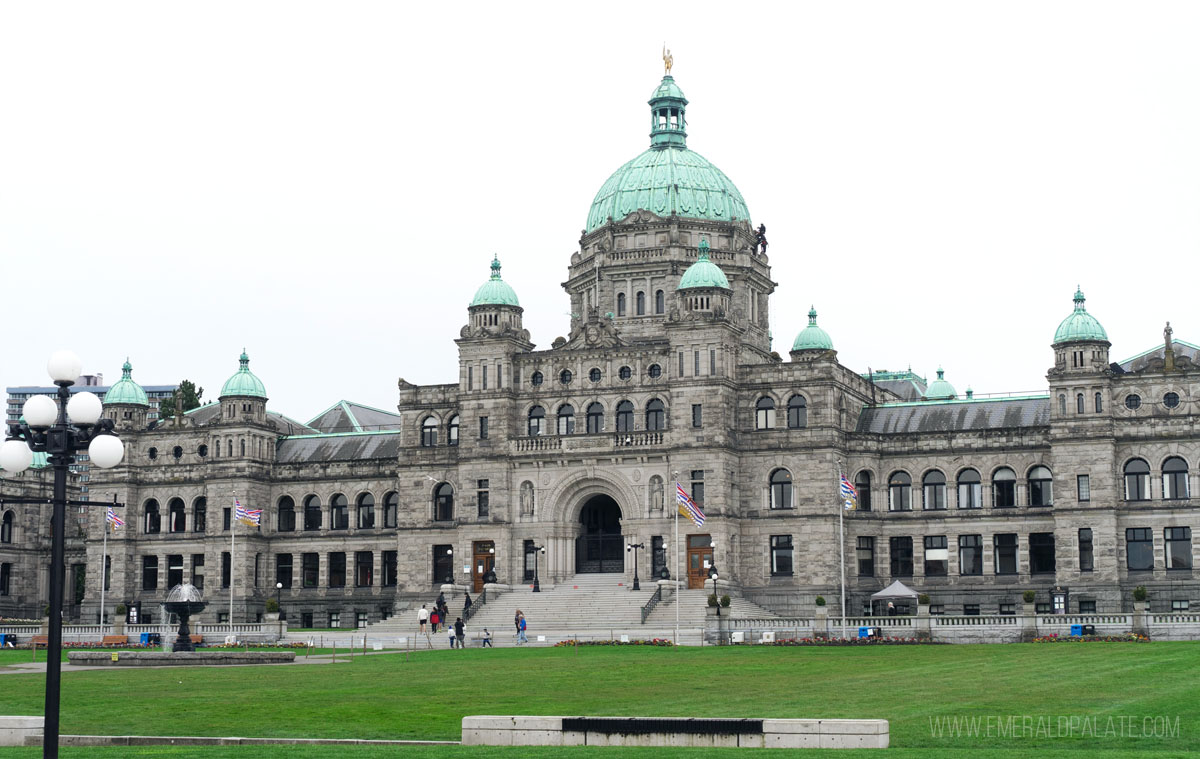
[
  {"xmin": 22, "ymin": 395, "xmax": 58, "ymax": 428},
  {"xmin": 47, "ymin": 350, "xmax": 83, "ymax": 384},
  {"xmin": 0, "ymin": 439, "xmax": 34, "ymax": 472},
  {"xmin": 66, "ymin": 391, "xmax": 103, "ymax": 425},
  {"xmin": 88, "ymin": 435, "xmax": 125, "ymax": 469}
]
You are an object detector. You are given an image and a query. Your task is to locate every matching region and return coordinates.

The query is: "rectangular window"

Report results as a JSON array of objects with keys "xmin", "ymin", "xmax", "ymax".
[
  {"xmin": 958, "ymin": 534, "xmax": 983, "ymax": 575},
  {"xmin": 479, "ymin": 416, "xmax": 489, "ymax": 439},
  {"xmin": 709, "ymin": 349, "xmax": 716, "ymax": 375},
  {"xmin": 679, "ymin": 352, "xmax": 685, "ymax": 376},
  {"xmin": 300, "ymin": 612, "xmax": 313, "ymax": 628},
  {"xmin": 223, "ymin": 507, "xmax": 231, "ymax": 532},
  {"xmin": 467, "ymin": 366, "xmax": 473, "ymax": 391},
  {"xmin": 1079, "ymin": 600, "xmax": 1097, "ymax": 613},
  {"xmin": 1030, "ymin": 532, "xmax": 1056, "ymax": 574},
  {"xmin": 1077, "ymin": 474, "xmax": 1090, "ymax": 502},
  {"xmin": 356, "ymin": 611, "xmax": 369, "ymax": 629},
  {"xmin": 276, "ymin": 554, "xmax": 292, "ymax": 589},
  {"xmin": 167, "ymin": 554, "xmax": 184, "ymax": 588},
  {"xmin": 1172, "ymin": 599, "xmax": 1190, "ymax": 612},
  {"xmin": 482, "ymin": 364, "xmax": 488, "ymax": 390},
  {"xmin": 329, "ymin": 552, "xmax": 346, "ymax": 587},
  {"xmin": 1165, "ymin": 527, "xmax": 1192, "ymax": 570},
  {"xmin": 889, "ymin": 537, "xmax": 913, "ymax": 577},
  {"xmin": 994, "ymin": 533, "xmax": 1018, "ymax": 575},
  {"xmin": 496, "ymin": 362, "xmax": 502, "ymax": 389},
  {"xmin": 1035, "ymin": 602, "xmax": 1051, "ymax": 613},
  {"xmin": 383, "ymin": 550, "xmax": 398, "ymax": 587},
  {"xmin": 923, "ymin": 535, "xmax": 948, "ymax": 576},
  {"xmin": 355, "ymin": 551, "xmax": 373, "ymax": 587},
  {"xmin": 856, "ymin": 537, "xmax": 874, "ymax": 577},
  {"xmin": 691, "ymin": 470, "xmax": 704, "ymax": 505},
  {"xmin": 477, "ymin": 480, "xmax": 490, "ymax": 518},
  {"xmin": 1126, "ymin": 528, "xmax": 1153, "ymax": 571},
  {"xmin": 221, "ymin": 551, "xmax": 231, "ymax": 588},
  {"xmin": 770, "ymin": 535, "xmax": 793, "ymax": 576},
  {"xmin": 692, "ymin": 404, "xmax": 702, "ymax": 428},
  {"xmin": 302, "ymin": 553, "xmax": 319, "ymax": 588},
  {"xmin": 999, "ymin": 603, "xmax": 1016, "ymax": 615},
  {"xmin": 142, "ymin": 555, "xmax": 158, "ymax": 591},
  {"xmin": 652, "ymin": 536, "xmax": 666, "ymax": 578},
  {"xmin": 929, "ymin": 604, "xmax": 944, "ymax": 615},
  {"xmin": 0, "ymin": 563, "xmax": 9, "ymax": 596},
  {"xmin": 963, "ymin": 604, "xmax": 980, "ymax": 616},
  {"xmin": 523, "ymin": 539, "xmax": 536, "ymax": 582},
  {"xmin": 189, "ymin": 554, "xmax": 204, "ymax": 590},
  {"xmin": 433, "ymin": 544, "xmax": 454, "ymax": 584},
  {"xmin": 1079, "ymin": 528, "xmax": 1093, "ymax": 572},
  {"xmin": 329, "ymin": 611, "xmax": 340, "ymax": 629},
  {"xmin": 694, "ymin": 350, "xmax": 700, "ymax": 376}
]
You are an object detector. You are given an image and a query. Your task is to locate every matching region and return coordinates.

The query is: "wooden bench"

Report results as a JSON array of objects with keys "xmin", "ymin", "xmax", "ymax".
[
  {"xmin": 189, "ymin": 634, "xmax": 203, "ymax": 646},
  {"xmin": 101, "ymin": 635, "xmax": 128, "ymax": 647},
  {"xmin": 31, "ymin": 636, "xmax": 48, "ymax": 648}
]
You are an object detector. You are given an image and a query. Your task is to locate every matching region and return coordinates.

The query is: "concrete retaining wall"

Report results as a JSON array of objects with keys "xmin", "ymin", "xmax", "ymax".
[
  {"xmin": 0, "ymin": 717, "xmax": 43, "ymax": 747},
  {"xmin": 68, "ymin": 651, "xmax": 295, "ymax": 666}
]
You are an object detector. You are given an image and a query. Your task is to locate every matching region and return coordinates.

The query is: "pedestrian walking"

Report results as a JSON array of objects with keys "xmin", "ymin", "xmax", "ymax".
[
  {"xmin": 437, "ymin": 591, "xmax": 449, "ymax": 622},
  {"xmin": 430, "ymin": 609, "xmax": 440, "ymax": 633},
  {"xmin": 447, "ymin": 623, "xmax": 456, "ymax": 649},
  {"xmin": 463, "ymin": 593, "xmax": 473, "ymax": 617},
  {"xmin": 417, "ymin": 604, "xmax": 429, "ymax": 635},
  {"xmin": 517, "ymin": 611, "xmax": 528, "ymax": 645},
  {"xmin": 481, "ymin": 628, "xmax": 493, "ymax": 648},
  {"xmin": 514, "ymin": 610, "xmax": 521, "ymax": 640},
  {"xmin": 454, "ymin": 617, "xmax": 465, "ymax": 648}
]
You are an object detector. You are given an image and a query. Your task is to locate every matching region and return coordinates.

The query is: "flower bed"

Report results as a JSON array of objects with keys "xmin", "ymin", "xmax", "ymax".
[
  {"xmin": 763, "ymin": 637, "xmax": 946, "ymax": 646},
  {"xmin": 553, "ymin": 638, "xmax": 675, "ymax": 648},
  {"xmin": 1032, "ymin": 633, "xmax": 1150, "ymax": 643}
]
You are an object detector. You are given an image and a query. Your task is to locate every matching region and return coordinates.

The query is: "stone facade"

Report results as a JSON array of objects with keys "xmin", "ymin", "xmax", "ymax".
[{"xmin": 0, "ymin": 464, "xmax": 85, "ymax": 619}]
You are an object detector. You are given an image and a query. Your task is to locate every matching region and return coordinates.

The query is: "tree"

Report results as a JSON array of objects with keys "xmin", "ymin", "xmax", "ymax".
[{"xmin": 158, "ymin": 380, "xmax": 204, "ymax": 420}]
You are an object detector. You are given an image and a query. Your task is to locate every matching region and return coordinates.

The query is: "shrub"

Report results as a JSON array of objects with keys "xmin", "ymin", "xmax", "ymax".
[
  {"xmin": 115, "ymin": 604, "xmax": 127, "ymax": 615},
  {"xmin": 918, "ymin": 594, "xmax": 930, "ymax": 605},
  {"xmin": 1022, "ymin": 590, "xmax": 1036, "ymax": 603},
  {"xmin": 815, "ymin": 596, "xmax": 826, "ymax": 607},
  {"xmin": 43, "ymin": 604, "xmax": 51, "ymax": 617},
  {"xmin": 707, "ymin": 594, "xmax": 718, "ymax": 607},
  {"xmin": 720, "ymin": 595, "xmax": 731, "ymax": 608},
  {"xmin": 265, "ymin": 599, "xmax": 280, "ymax": 613},
  {"xmin": 1133, "ymin": 585, "xmax": 1148, "ymax": 602}
]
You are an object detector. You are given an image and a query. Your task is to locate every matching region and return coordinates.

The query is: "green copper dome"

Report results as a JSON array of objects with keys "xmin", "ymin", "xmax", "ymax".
[
  {"xmin": 585, "ymin": 75, "xmax": 751, "ymax": 233},
  {"xmin": 104, "ymin": 358, "xmax": 149, "ymax": 406},
  {"xmin": 220, "ymin": 350, "xmax": 267, "ymax": 399},
  {"xmin": 792, "ymin": 307, "xmax": 834, "ymax": 351},
  {"xmin": 924, "ymin": 367, "xmax": 957, "ymax": 400},
  {"xmin": 1053, "ymin": 286, "xmax": 1108, "ymax": 344},
  {"xmin": 469, "ymin": 256, "xmax": 520, "ymax": 307},
  {"xmin": 677, "ymin": 238, "xmax": 730, "ymax": 290}
]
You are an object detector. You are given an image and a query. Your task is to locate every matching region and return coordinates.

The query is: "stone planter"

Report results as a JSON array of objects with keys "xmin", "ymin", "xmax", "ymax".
[
  {"xmin": 814, "ymin": 606, "xmax": 828, "ymax": 638},
  {"xmin": 264, "ymin": 612, "xmax": 280, "ymax": 623},
  {"xmin": 915, "ymin": 603, "xmax": 931, "ymax": 641},
  {"xmin": 657, "ymin": 579, "xmax": 675, "ymax": 602},
  {"xmin": 1020, "ymin": 602, "xmax": 1037, "ymax": 642}
]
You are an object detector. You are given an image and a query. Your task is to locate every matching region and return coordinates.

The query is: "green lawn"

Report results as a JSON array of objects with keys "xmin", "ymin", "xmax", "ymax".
[{"xmin": 0, "ymin": 643, "xmax": 1195, "ymax": 757}]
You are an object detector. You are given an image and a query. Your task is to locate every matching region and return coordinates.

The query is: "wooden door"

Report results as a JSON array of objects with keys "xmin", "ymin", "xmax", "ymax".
[
  {"xmin": 472, "ymin": 541, "xmax": 495, "ymax": 593},
  {"xmin": 686, "ymin": 534, "xmax": 712, "ymax": 590}
]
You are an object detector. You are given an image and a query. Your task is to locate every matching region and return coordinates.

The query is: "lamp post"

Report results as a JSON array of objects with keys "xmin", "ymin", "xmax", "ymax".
[
  {"xmin": 0, "ymin": 350, "xmax": 125, "ymax": 759},
  {"xmin": 626, "ymin": 542, "xmax": 644, "ymax": 591},
  {"xmin": 445, "ymin": 547, "xmax": 455, "ymax": 584},
  {"xmin": 710, "ymin": 569, "xmax": 721, "ymax": 645},
  {"xmin": 531, "ymin": 543, "xmax": 545, "ymax": 592}
]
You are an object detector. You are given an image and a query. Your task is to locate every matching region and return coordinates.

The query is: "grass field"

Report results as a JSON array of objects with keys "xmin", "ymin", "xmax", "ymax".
[{"xmin": 0, "ymin": 642, "xmax": 1196, "ymax": 757}]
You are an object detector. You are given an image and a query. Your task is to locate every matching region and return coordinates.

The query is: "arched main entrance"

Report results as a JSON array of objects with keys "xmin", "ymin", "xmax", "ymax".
[{"xmin": 575, "ymin": 495, "xmax": 623, "ymax": 573}]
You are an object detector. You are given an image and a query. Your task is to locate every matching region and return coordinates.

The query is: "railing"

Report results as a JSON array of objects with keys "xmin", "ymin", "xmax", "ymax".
[
  {"xmin": 640, "ymin": 585, "xmax": 663, "ymax": 624},
  {"xmin": 614, "ymin": 432, "xmax": 664, "ymax": 448},
  {"xmin": 464, "ymin": 589, "xmax": 487, "ymax": 624},
  {"xmin": 727, "ymin": 617, "xmax": 813, "ymax": 630},
  {"xmin": 935, "ymin": 616, "xmax": 1018, "ymax": 626},
  {"xmin": 842, "ymin": 617, "xmax": 912, "ymax": 627},
  {"xmin": 513, "ymin": 437, "xmax": 563, "ymax": 452},
  {"xmin": 1037, "ymin": 615, "xmax": 1130, "ymax": 626},
  {"xmin": 1154, "ymin": 614, "xmax": 1200, "ymax": 624}
]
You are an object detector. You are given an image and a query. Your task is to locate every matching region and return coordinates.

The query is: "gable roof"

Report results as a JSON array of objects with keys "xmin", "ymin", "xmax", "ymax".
[
  {"xmin": 307, "ymin": 400, "xmax": 403, "ymax": 434},
  {"xmin": 857, "ymin": 396, "xmax": 1050, "ymax": 434},
  {"xmin": 1117, "ymin": 339, "xmax": 1200, "ymax": 373},
  {"xmin": 275, "ymin": 430, "xmax": 402, "ymax": 464}
]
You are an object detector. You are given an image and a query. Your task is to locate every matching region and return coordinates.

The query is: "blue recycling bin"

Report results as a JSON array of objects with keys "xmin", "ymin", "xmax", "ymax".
[
  {"xmin": 0, "ymin": 634, "xmax": 8, "ymax": 647},
  {"xmin": 858, "ymin": 626, "xmax": 871, "ymax": 639},
  {"xmin": 1069, "ymin": 624, "xmax": 1083, "ymax": 636},
  {"xmin": 139, "ymin": 633, "xmax": 161, "ymax": 646}
]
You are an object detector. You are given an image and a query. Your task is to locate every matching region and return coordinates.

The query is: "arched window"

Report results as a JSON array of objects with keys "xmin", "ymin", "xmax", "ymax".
[
  {"xmin": 277, "ymin": 496, "xmax": 295, "ymax": 532},
  {"xmin": 531, "ymin": 371, "xmax": 544, "ymax": 386},
  {"xmin": 636, "ymin": 291, "xmax": 646, "ymax": 315},
  {"xmin": 755, "ymin": 397, "xmax": 776, "ymax": 430},
  {"xmin": 616, "ymin": 400, "xmax": 634, "ymax": 432},
  {"xmin": 1076, "ymin": 393, "xmax": 1085, "ymax": 414},
  {"xmin": 787, "ymin": 395, "xmax": 807, "ymax": 429},
  {"xmin": 240, "ymin": 439, "xmax": 246, "ymax": 456},
  {"xmin": 144, "ymin": 499, "xmax": 161, "ymax": 534},
  {"xmin": 357, "ymin": 493, "xmax": 375, "ymax": 529},
  {"xmin": 770, "ymin": 468, "xmax": 793, "ymax": 510},
  {"xmin": 655, "ymin": 289, "xmax": 665, "ymax": 314},
  {"xmin": 383, "ymin": 491, "xmax": 399, "ymax": 528},
  {"xmin": 1163, "ymin": 457, "xmax": 1190, "ymax": 500},
  {"xmin": 993, "ymin": 467, "xmax": 1017, "ymax": 508},
  {"xmin": 617, "ymin": 293, "xmax": 626, "ymax": 316},
  {"xmin": 922, "ymin": 470, "xmax": 946, "ymax": 510},
  {"xmin": 303, "ymin": 495, "xmax": 322, "ymax": 531},
  {"xmin": 557, "ymin": 404, "xmax": 575, "ymax": 435},
  {"xmin": 1123, "ymin": 459, "xmax": 1150, "ymax": 501},
  {"xmin": 1095, "ymin": 392, "xmax": 1103, "ymax": 413},
  {"xmin": 527, "ymin": 406, "xmax": 545, "ymax": 436},
  {"xmin": 434, "ymin": 483, "xmax": 454, "ymax": 522},
  {"xmin": 1, "ymin": 511, "xmax": 12, "ymax": 544},
  {"xmin": 330, "ymin": 494, "xmax": 349, "ymax": 530},
  {"xmin": 645, "ymin": 399, "xmax": 665, "ymax": 431},
  {"xmin": 586, "ymin": 403, "xmax": 604, "ymax": 433},
  {"xmin": 854, "ymin": 471, "xmax": 872, "ymax": 512},
  {"xmin": 227, "ymin": 440, "xmax": 233, "ymax": 457},
  {"xmin": 888, "ymin": 472, "xmax": 912, "ymax": 511},
  {"xmin": 447, "ymin": 415, "xmax": 460, "ymax": 447},
  {"xmin": 957, "ymin": 469, "xmax": 981, "ymax": 509},
  {"xmin": 421, "ymin": 417, "xmax": 437, "ymax": 447},
  {"xmin": 168, "ymin": 498, "xmax": 186, "ymax": 533},
  {"xmin": 1028, "ymin": 465, "xmax": 1053, "ymax": 506}
]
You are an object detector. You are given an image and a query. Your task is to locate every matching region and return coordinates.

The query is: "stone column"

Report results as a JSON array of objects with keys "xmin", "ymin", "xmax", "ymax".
[
  {"xmin": 814, "ymin": 606, "xmax": 828, "ymax": 638},
  {"xmin": 1132, "ymin": 603, "xmax": 1149, "ymax": 636},
  {"xmin": 916, "ymin": 602, "xmax": 931, "ymax": 641},
  {"xmin": 1020, "ymin": 602, "xmax": 1037, "ymax": 642}
]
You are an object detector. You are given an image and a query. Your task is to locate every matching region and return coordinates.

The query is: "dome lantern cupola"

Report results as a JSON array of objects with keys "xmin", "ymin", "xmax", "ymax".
[
  {"xmin": 103, "ymin": 357, "xmax": 150, "ymax": 428},
  {"xmin": 649, "ymin": 75, "xmax": 688, "ymax": 149},
  {"xmin": 676, "ymin": 237, "xmax": 731, "ymax": 316},
  {"xmin": 791, "ymin": 306, "xmax": 835, "ymax": 355},
  {"xmin": 469, "ymin": 255, "xmax": 520, "ymax": 308},
  {"xmin": 1051, "ymin": 286, "xmax": 1110, "ymax": 373},
  {"xmin": 466, "ymin": 255, "xmax": 525, "ymax": 335},
  {"xmin": 1053, "ymin": 286, "xmax": 1108, "ymax": 345},
  {"xmin": 924, "ymin": 367, "xmax": 957, "ymax": 400},
  {"xmin": 220, "ymin": 350, "xmax": 267, "ymax": 399}
]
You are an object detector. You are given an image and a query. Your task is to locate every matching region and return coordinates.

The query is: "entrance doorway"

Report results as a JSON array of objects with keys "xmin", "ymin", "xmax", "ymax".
[
  {"xmin": 575, "ymin": 495, "xmax": 623, "ymax": 573},
  {"xmin": 472, "ymin": 541, "xmax": 495, "ymax": 593},
  {"xmin": 686, "ymin": 534, "xmax": 713, "ymax": 589}
]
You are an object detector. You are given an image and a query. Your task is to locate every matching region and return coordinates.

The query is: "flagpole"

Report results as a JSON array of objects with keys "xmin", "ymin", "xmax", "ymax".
[
  {"xmin": 230, "ymin": 499, "xmax": 236, "ymax": 633},
  {"xmin": 837, "ymin": 466, "xmax": 847, "ymax": 640},
  {"xmin": 672, "ymin": 471, "xmax": 679, "ymax": 646},
  {"xmin": 99, "ymin": 520, "xmax": 108, "ymax": 632}
]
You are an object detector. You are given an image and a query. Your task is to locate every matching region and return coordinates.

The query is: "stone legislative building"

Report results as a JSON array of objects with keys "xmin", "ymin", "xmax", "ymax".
[{"xmin": 4, "ymin": 69, "xmax": 1197, "ymax": 626}]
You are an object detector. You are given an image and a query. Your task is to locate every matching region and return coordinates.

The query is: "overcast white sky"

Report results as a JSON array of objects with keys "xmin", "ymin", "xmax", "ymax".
[{"xmin": 2, "ymin": 1, "xmax": 1198, "ymax": 420}]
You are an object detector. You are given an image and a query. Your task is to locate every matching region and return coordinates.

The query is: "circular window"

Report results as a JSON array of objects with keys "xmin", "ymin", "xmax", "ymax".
[
  {"xmin": 531, "ymin": 371, "xmax": 543, "ymax": 387},
  {"xmin": 1164, "ymin": 392, "xmax": 1180, "ymax": 408},
  {"xmin": 147, "ymin": 447, "xmax": 158, "ymax": 460},
  {"xmin": 1125, "ymin": 394, "xmax": 1142, "ymax": 410},
  {"xmin": 172, "ymin": 446, "xmax": 183, "ymax": 459},
  {"xmin": 648, "ymin": 364, "xmax": 662, "ymax": 379},
  {"xmin": 589, "ymin": 368, "xmax": 601, "ymax": 383},
  {"xmin": 560, "ymin": 370, "xmax": 573, "ymax": 385},
  {"xmin": 198, "ymin": 444, "xmax": 209, "ymax": 457},
  {"xmin": 618, "ymin": 366, "xmax": 632, "ymax": 381}
]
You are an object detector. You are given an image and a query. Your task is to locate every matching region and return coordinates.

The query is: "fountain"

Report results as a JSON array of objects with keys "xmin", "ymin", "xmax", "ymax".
[{"xmin": 163, "ymin": 583, "xmax": 206, "ymax": 652}]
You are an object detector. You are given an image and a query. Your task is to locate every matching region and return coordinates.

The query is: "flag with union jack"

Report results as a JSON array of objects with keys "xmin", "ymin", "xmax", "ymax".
[
  {"xmin": 105, "ymin": 507, "xmax": 124, "ymax": 528},
  {"xmin": 676, "ymin": 483, "xmax": 706, "ymax": 528},
  {"xmin": 235, "ymin": 498, "xmax": 262, "ymax": 527},
  {"xmin": 839, "ymin": 473, "xmax": 857, "ymax": 511}
]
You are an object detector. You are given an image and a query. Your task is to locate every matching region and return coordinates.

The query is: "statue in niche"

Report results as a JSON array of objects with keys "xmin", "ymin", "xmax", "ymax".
[
  {"xmin": 649, "ymin": 476, "xmax": 664, "ymax": 511},
  {"xmin": 520, "ymin": 481, "xmax": 535, "ymax": 516}
]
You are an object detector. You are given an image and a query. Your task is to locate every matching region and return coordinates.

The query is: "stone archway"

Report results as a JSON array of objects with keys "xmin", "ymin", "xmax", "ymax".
[{"xmin": 575, "ymin": 494, "xmax": 624, "ymax": 573}]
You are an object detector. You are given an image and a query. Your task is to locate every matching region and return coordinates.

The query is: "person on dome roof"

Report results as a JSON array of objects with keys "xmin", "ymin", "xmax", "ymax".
[{"xmin": 755, "ymin": 224, "xmax": 768, "ymax": 255}]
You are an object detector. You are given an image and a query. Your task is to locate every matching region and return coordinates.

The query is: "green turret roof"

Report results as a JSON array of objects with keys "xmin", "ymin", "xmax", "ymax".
[
  {"xmin": 924, "ymin": 367, "xmax": 957, "ymax": 400},
  {"xmin": 792, "ymin": 307, "xmax": 834, "ymax": 351},
  {"xmin": 1053, "ymin": 286, "xmax": 1108, "ymax": 344},
  {"xmin": 219, "ymin": 350, "xmax": 267, "ymax": 399},
  {"xmin": 586, "ymin": 75, "xmax": 750, "ymax": 233},
  {"xmin": 104, "ymin": 358, "xmax": 149, "ymax": 406},
  {"xmin": 677, "ymin": 238, "xmax": 730, "ymax": 290},
  {"xmin": 469, "ymin": 256, "xmax": 520, "ymax": 307}
]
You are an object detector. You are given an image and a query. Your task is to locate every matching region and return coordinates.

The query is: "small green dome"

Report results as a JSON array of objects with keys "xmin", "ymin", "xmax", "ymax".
[
  {"xmin": 220, "ymin": 350, "xmax": 267, "ymax": 399},
  {"xmin": 924, "ymin": 367, "xmax": 957, "ymax": 400},
  {"xmin": 104, "ymin": 358, "xmax": 149, "ymax": 406},
  {"xmin": 792, "ymin": 307, "xmax": 834, "ymax": 351},
  {"xmin": 469, "ymin": 256, "xmax": 520, "ymax": 307},
  {"xmin": 1053, "ymin": 286, "xmax": 1108, "ymax": 344},
  {"xmin": 677, "ymin": 238, "xmax": 730, "ymax": 290}
]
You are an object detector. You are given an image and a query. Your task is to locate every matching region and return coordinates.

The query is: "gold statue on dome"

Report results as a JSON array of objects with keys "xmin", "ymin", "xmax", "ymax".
[{"xmin": 663, "ymin": 44, "xmax": 673, "ymax": 75}]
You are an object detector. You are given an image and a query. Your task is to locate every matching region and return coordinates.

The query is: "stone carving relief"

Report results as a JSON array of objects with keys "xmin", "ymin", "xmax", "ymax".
[
  {"xmin": 649, "ymin": 475, "xmax": 664, "ymax": 512},
  {"xmin": 520, "ymin": 481, "xmax": 535, "ymax": 516}
]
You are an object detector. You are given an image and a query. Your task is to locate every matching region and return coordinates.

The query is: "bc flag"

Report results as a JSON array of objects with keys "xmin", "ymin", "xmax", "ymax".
[
  {"xmin": 105, "ymin": 507, "xmax": 124, "ymax": 528},
  {"xmin": 839, "ymin": 474, "xmax": 857, "ymax": 511},
  {"xmin": 676, "ymin": 484, "xmax": 706, "ymax": 528},
  {"xmin": 235, "ymin": 498, "xmax": 262, "ymax": 527}
]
